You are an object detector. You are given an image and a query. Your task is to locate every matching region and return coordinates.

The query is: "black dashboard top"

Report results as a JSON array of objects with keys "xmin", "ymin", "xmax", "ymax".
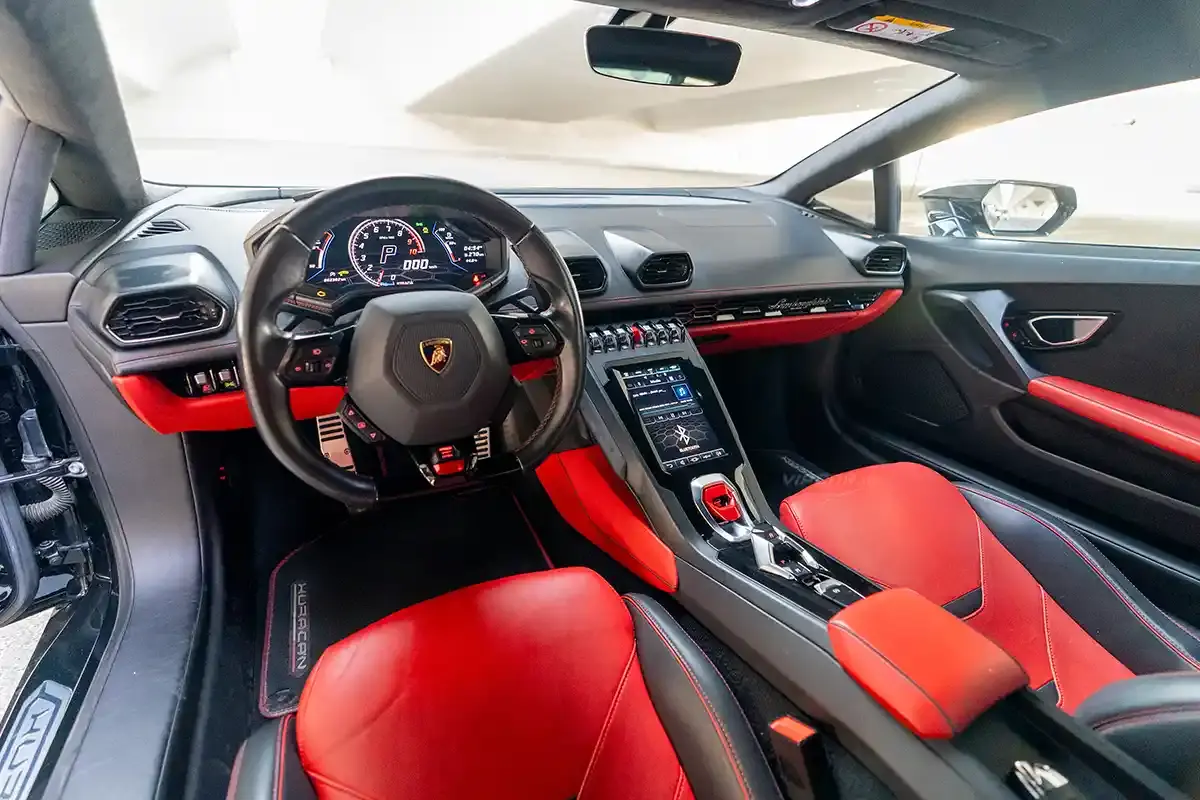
[{"xmin": 63, "ymin": 187, "xmax": 905, "ymax": 378}]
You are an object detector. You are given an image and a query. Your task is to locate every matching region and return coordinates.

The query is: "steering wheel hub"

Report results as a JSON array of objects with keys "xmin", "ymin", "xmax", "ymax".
[{"xmin": 347, "ymin": 291, "xmax": 510, "ymax": 445}]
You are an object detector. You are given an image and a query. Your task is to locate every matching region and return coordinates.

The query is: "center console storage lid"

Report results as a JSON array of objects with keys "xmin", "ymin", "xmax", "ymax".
[{"xmin": 829, "ymin": 588, "xmax": 1028, "ymax": 738}]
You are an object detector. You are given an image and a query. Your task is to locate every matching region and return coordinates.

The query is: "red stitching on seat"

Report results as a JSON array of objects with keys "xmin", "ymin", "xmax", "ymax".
[
  {"xmin": 962, "ymin": 488, "xmax": 1200, "ymax": 670},
  {"xmin": 672, "ymin": 765, "xmax": 686, "ymax": 800},
  {"xmin": 577, "ymin": 642, "xmax": 637, "ymax": 799},
  {"xmin": 962, "ymin": 516, "xmax": 988, "ymax": 622},
  {"xmin": 226, "ymin": 741, "xmax": 245, "ymax": 800},
  {"xmin": 1040, "ymin": 589, "xmax": 1064, "ymax": 709},
  {"xmin": 275, "ymin": 715, "xmax": 291, "ymax": 800},
  {"xmin": 625, "ymin": 598, "xmax": 751, "ymax": 800}
]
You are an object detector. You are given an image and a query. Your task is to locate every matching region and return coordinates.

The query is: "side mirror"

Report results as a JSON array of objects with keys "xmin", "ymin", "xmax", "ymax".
[
  {"xmin": 586, "ymin": 25, "xmax": 741, "ymax": 87},
  {"xmin": 920, "ymin": 180, "xmax": 1077, "ymax": 238}
]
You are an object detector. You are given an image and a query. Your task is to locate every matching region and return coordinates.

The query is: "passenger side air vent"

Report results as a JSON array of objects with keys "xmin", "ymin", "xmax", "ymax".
[
  {"xmin": 636, "ymin": 253, "xmax": 693, "ymax": 289},
  {"xmin": 104, "ymin": 288, "xmax": 227, "ymax": 345},
  {"xmin": 133, "ymin": 218, "xmax": 188, "ymax": 239},
  {"xmin": 565, "ymin": 256, "xmax": 607, "ymax": 296},
  {"xmin": 862, "ymin": 246, "xmax": 907, "ymax": 275},
  {"xmin": 671, "ymin": 289, "xmax": 885, "ymax": 327}
]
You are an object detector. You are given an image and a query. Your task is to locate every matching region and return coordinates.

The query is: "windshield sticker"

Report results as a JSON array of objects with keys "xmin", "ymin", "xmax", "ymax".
[{"xmin": 849, "ymin": 15, "xmax": 953, "ymax": 45}]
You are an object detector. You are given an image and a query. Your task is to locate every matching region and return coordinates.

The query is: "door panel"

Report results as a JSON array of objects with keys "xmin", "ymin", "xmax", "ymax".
[{"xmin": 837, "ymin": 235, "xmax": 1200, "ymax": 564}]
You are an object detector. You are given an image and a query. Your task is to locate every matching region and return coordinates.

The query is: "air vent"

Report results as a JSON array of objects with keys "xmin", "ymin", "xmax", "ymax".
[
  {"xmin": 862, "ymin": 246, "xmax": 907, "ymax": 275},
  {"xmin": 133, "ymin": 218, "xmax": 188, "ymax": 239},
  {"xmin": 104, "ymin": 288, "xmax": 227, "ymax": 345},
  {"xmin": 671, "ymin": 289, "xmax": 884, "ymax": 327},
  {"xmin": 635, "ymin": 253, "xmax": 693, "ymax": 289},
  {"xmin": 565, "ymin": 256, "xmax": 607, "ymax": 296}
]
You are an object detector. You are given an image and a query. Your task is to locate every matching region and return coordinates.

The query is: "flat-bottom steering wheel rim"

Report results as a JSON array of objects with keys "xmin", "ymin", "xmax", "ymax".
[{"xmin": 236, "ymin": 176, "xmax": 586, "ymax": 507}]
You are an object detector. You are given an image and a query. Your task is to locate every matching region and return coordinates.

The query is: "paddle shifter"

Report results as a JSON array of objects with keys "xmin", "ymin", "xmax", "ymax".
[{"xmin": 690, "ymin": 474, "xmax": 863, "ymax": 607}]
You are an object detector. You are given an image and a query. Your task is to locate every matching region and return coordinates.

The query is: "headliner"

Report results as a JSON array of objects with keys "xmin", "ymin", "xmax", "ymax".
[{"xmin": 603, "ymin": 0, "xmax": 1200, "ymax": 88}]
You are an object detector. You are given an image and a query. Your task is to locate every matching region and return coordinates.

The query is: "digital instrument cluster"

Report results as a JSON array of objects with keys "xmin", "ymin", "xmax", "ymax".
[{"xmin": 295, "ymin": 215, "xmax": 503, "ymax": 307}]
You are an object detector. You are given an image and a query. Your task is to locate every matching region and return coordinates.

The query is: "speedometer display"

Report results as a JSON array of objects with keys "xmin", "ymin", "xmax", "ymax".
[
  {"xmin": 301, "ymin": 215, "xmax": 500, "ymax": 301},
  {"xmin": 348, "ymin": 218, "xmax": 431, "ymax": 287}
]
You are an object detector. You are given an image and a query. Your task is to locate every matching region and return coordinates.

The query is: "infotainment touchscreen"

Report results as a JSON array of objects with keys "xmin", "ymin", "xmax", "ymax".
[{"xmin": 613, "ymin": 362, "xmax": 728, "ymax": 472}]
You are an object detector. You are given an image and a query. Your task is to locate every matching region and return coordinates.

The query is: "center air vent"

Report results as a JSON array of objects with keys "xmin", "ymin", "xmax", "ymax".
[
  {"xmin": 862, "ymin": 246, "xmax": 907, "ymax": 275},
  {"xmin": 104, "ymin": 288, "xmax": 227, "ymax": 345},
  {"xmin": 636, "ymin": 253, "xmax": 693, "ymax": 289},
  {"xmin": 132, "ymin": 218, "xmax": 188, "ymax": 239},
  {"xmin": 565, "ymin": 256, "xmax": 607, "ymax": 296}
]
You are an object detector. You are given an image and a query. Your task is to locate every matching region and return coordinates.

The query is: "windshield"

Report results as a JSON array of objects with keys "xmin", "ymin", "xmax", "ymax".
[{"xmin": 94, "ymin": 0, "xmax": 948, "ymax": 188}]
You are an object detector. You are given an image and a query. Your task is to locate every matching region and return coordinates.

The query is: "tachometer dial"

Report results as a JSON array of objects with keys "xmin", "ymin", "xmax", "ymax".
[{"xmin": 348, "ymin": 218, "xmax": 428, "ymax": 287}]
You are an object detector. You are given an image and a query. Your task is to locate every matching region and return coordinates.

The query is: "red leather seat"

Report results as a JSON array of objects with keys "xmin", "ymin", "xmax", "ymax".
[
  {"xmin": 227, "ymin": 568, "xmax": 782, "ymax": 800},
  {"xmin": 779, "ymin": 463, "xmax": 1200, "ymax": 713}
]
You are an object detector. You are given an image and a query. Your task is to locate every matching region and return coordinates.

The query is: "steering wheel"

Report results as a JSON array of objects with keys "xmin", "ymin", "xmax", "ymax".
[{"xmin": 236, "ymin": 176, "xmax": 586, "ymax": 507}]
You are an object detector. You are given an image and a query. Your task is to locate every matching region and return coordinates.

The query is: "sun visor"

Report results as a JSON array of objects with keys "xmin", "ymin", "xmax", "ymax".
[{"xmin": 822, "ymin": 1, "xmax": 1052, "ymax": 66}]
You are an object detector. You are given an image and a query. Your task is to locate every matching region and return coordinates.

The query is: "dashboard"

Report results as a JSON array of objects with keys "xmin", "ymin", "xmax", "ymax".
[
  {"xmin": 67, "ymin": 188, "xmax": 906, "ymax": 384},
  {"xmin": 291, "ymin": 214, "xmax": 506, "ymax": 312}
]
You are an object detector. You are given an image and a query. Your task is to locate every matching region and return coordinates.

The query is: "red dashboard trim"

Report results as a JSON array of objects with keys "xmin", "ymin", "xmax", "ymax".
[
  {"xmin": 113, "ymin": 360, "xmax": 557, "ymax": 434},
  {"xmin": 1028, "ymin": 375, "xmax": 1200, "ymax": 464},
  {"xmin": 112, "ymin": 375, "xmax": 344, "ymax": 434},
  {"xmin": 688, "ymin": 289, "xmax": 902, "ymax": 355},
  {"xmin": 511, "ymin": 358, "xmax": 556, "ymax": 383}
]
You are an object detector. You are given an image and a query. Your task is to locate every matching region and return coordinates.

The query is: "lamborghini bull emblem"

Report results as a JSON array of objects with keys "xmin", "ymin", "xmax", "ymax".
[{"xmin": 420, "ymin": 338, "xmax": 453, "ymax": 374}]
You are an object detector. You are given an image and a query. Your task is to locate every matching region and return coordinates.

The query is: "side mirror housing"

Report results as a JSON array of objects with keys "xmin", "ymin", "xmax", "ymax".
[
  {"xmin": 586, "ymin": 25, "xmax": 741, "ymax": 87},
  {"xmin": 920, "ymin": 180, "xmax": 1077, "ymax": 238}
]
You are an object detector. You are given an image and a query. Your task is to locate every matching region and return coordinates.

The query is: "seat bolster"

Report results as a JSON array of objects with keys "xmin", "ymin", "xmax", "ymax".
[
  {"xmin": 959, "ymin": 486, "xmax": 1200, "ymax": 674},
  {"xmin": 227, "ymin": 715, "xmax": 316, "ymax": 800},
  {"xmin": 1075, "ymin": 673, "xmax": 1200, "ymax": 794},
  {"xmin": 624, "ymin": 594, "xmax": 782, "ymax": 800}
]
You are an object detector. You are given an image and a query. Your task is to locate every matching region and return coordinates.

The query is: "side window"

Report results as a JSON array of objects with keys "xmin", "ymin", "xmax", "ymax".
[
  {"xmin": 899, "ymin": 78, "xmax": 1200, "ymax": 248},
  {"xmin": 813, "ymin": 170, "xmax": 874, "ymax": 227},
  {"xmin": 41, "ymin": 184, "xmax": 59, "ymax": 219}
]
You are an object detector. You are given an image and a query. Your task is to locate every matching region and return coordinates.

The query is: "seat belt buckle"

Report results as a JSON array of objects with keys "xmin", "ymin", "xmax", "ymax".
[{"xmin": 768, "ymin": 716, "xmax": 836, "ymax": 800}]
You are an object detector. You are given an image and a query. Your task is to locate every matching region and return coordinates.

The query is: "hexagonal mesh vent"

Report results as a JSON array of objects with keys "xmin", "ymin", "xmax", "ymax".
[
  {"xmin": 104, "ymin": 288, "xmax": 226, "ymax": 345},
  {"xmin": 635, "ymin": 253, "xmax": 693, "ymax": 288},
  {"xmin": 566, "ymin": 256, "xmax": 607, "ymax": 295},
  {"xmin": 862, "ymin": 246, "xmax": 907, "ymax": 275}
]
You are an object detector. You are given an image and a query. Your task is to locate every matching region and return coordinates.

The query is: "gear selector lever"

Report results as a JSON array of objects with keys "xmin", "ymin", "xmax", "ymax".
[
  {"xmin": 691, "ymin": 473, "xmax": 864, "ymax": 608},
  {"xmin": 748, "ymin": 524, "xmax": 863, "ymax": 606}
]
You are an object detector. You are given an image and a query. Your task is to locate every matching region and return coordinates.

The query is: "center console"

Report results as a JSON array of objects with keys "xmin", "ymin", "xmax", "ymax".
[{"xmin": 581, "ymin": 321, "xmax": 875, "ymax": 621}]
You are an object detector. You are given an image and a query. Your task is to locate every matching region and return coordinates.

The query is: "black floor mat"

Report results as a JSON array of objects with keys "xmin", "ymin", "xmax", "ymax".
[
  {"xmin": 258, "ymin": 486, "xmax": 552, "ymax": 717},
  {"xmin": 748, "ymin": 449, "xmax": 829, "ymax": 512}
]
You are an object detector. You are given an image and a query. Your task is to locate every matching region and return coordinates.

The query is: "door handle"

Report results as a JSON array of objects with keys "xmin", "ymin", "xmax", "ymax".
[{"xmin": 1016, "ymin": 314, "xmax": 1112, "ymax": 349}]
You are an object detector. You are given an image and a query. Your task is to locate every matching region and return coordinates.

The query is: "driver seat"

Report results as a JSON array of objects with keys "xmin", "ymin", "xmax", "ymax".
[{"xmin": 226, "ymin": 568, "xmax": 782, "ymax": 800}]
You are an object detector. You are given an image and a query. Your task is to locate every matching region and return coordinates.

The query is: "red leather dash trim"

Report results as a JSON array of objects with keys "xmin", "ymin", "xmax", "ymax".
[
  {"xmin": 536, "ymin": 446, "xmax": 677, "ymax": 592},
  {"xmin": 829, "ymin": 588, "xmax": 1028, "ymax": 739},
  {"xmin": 689, "ymin": 289, "xmax": 901, "ymax": 355},
  {"xmin": 512, "ymin": 358, "xmax": 556, "ymax": 383},
  {"xmin": 112, "ymin": 374, "xmax": 343, "ymax": 434},
  {"xmin": 1029, "ymin": 376, "xmax": 1200, "ymax": 464}
]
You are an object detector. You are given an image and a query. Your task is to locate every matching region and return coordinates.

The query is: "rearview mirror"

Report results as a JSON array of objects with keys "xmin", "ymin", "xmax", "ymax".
[
  {"xmin": 586, "ymin": 26, "xmax": 741, "ymax": 87},
  {"xmin": 920, "ymin": 180, "xmax": 1077, "ymax": 238}
]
